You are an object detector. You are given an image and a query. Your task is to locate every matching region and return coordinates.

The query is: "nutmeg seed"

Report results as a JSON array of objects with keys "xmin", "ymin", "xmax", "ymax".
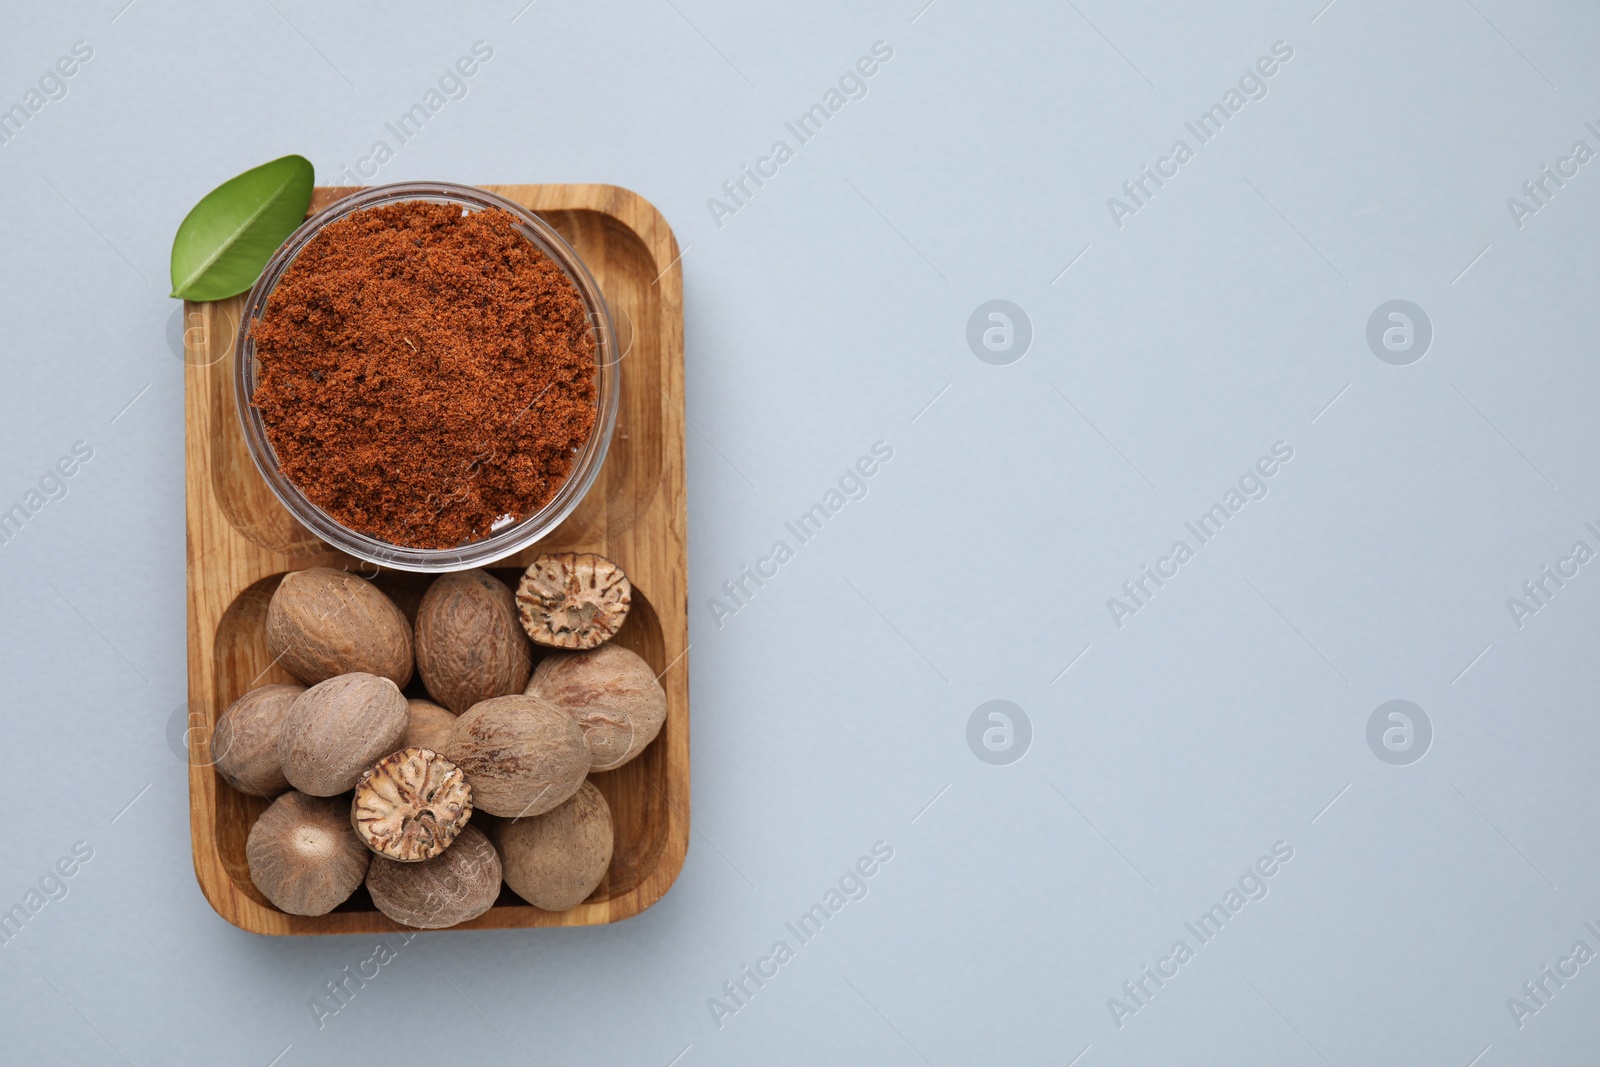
[
  {"xmin": 278, "ymin": 672, "xmax": 409, "ymax": 796},
  {"xmin": 266, "ymin": 568, "xmax": 414, "ymax": 687},
  {"xmin": 415, "ymin": 569, "xmax": 533, "ymax": 714},
  {"xmin": 211, "ymin": 682, "xmax": 305, "ymax": 796},
  {"xmin": 496, "ymin": 780, "xmax": 613, "ymax": 911},
  {"xmin": 247, "ymin": 791, "xmax": 370, "ymax": 916},
  {"xmin": 443, "ymin": 694, "xmax": 588, "ymax": 818},
  {"xmin": 366, "ymin": 823, "xmax": 502, "ymax": 929},
  {"xmin": 401, "ymin": 698, "xmax": 458, "ymax": 754},
  {"xmin": 527, "ymin": 644, "xmax": 666, "ymax": 771}
]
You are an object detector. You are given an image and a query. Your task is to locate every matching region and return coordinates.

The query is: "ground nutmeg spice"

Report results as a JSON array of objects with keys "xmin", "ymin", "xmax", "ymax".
[{"xmin": 250, "ymin": 201, "xmax": 598, "ymax": 549}]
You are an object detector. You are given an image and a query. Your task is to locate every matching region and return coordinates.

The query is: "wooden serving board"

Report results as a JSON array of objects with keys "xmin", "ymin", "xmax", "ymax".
[{"xmin": 183, "ymin": 185, "xmax": 688, "ymax": 935}]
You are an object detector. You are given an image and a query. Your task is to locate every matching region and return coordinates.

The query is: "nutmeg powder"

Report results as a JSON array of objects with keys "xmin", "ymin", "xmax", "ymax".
[{"xmin": 250, "ymin": 202, "xmax": 597, "ymax": 549}]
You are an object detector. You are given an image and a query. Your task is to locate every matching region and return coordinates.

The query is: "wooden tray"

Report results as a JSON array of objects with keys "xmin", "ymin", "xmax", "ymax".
[{"xmin": 182, "ymin": 184, "xmax": 688, "ymax": 935}]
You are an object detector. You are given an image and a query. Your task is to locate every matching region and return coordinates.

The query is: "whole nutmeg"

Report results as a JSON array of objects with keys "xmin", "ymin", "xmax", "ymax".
[
  {"xmin": 515, "ymin": 553, "xmax": 631, "ymax": 650},
  {"xmin": 366, "ymin": 823, "xmax": 502, "ymax": 929},
  {"xmin": 415, "ymin": 570, "xmax": 533, "ymax": 714},
  {"xmin": 266, "ymin": 568, "xmax": 414, "ymax": 687},
  {"xmin": 527, "ymin": 644, "xmax": 666, "ymax": 771},
  {"xmin": 211, "ymin": 682, "xmax": 305, "ymax": 796},
  {"xmin": 278, "ymin": 673, "xmax": 409, "ymax": 796},
  {"xmin": 247, "ymin": 791, "xmax": 370, "ymax": 916},
  {"xmin": 352, "ymin": 747, "xmax": 473, "ymax": 862},
  {"xmin": 497, "ymin": 781, "xmax": 613, "ymax": 911},
  {"xmin": 401, "ymin": 699, "xmax": 458, "ymax": 753},
  {"xmin": 443, "ymin": 695, "xmax": 588, "ymax": 818}
]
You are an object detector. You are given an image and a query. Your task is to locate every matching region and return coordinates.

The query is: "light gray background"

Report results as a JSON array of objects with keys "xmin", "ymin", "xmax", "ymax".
[{"xmin": 2, "ymin": 0, "xmax": 1597, "ymax": 1063}]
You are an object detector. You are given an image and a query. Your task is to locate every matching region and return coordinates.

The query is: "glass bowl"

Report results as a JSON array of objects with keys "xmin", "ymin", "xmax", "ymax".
[{"xmin": 234, "ymin": 182, "xmax": 620, "ymax": 573}]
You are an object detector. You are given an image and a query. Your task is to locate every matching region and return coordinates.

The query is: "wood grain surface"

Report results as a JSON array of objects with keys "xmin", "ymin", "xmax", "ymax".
[{"xmin": 183, "ymin": 184, "xmax": 688, "ymax": 936}]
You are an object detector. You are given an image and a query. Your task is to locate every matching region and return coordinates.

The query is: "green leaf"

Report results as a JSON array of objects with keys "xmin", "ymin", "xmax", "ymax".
[{"xmin": 169, "ymin": 154, "xmax": 315, "ymax": 301}]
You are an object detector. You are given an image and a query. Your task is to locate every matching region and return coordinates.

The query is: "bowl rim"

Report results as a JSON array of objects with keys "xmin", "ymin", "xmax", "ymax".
[{"xmin": 233, "ymin": 181, "xmax": 621, "ymax": 573}]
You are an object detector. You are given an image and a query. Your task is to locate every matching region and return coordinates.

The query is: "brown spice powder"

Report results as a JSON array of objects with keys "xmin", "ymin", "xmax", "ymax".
[{"xmin": 250, "ymin": 202, "xmax": 597, "ymax": 549}]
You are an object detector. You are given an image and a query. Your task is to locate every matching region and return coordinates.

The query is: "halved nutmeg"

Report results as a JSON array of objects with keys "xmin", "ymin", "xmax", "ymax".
[
  {"xmin": 352, "ymin": 748, "xmax": 473, "ymax": 862},
  {"xmin": 515, "ymin": 552, "xmax": 631, "ymax": 650}
]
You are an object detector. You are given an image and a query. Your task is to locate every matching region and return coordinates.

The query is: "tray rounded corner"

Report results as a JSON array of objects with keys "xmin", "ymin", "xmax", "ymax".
[
  {"xmin": 612, "ymin": 833, "xmax": 689, "ymax": 925},
  {"xmin": 191, "ymin": 849, "xmax": 272, "ymax": 936}
]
